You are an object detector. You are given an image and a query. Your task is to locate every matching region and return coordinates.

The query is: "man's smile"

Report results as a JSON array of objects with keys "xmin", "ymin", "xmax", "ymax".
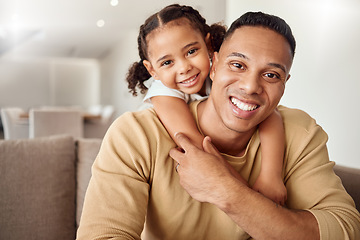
[{"xmin": 230, "ymin": 97, "xmax": 259, "ymax": 111}]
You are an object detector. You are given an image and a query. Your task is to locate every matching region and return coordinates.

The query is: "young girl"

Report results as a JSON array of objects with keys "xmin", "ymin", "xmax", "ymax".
[{"xmin": 126, "ymin": 4, "xmax": 287, "ymax": 205}]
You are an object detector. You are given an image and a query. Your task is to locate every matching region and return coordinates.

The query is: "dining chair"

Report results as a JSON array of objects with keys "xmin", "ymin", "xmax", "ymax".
[
  {"xmin": 84, "ymin": 105, "xmax": 115, "ymax": 138},
  {"xmin": 0, "ymin": 107, "xmax": 29, "ymax": 140},
  {"xmin": 29, "ymin": 109, "xmax": 83, "ymax": 139}
]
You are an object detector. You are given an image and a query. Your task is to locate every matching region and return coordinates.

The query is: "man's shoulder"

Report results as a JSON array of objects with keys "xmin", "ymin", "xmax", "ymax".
[
  {"xmin": 278, "ymin": 105, "xmax": 315, "ymax": 125},
  {"xmin": 113, "ymin": 108, "xmax": 160, "ymax": 129},
  {"xmin": 278, "ymin": 105, "xmax": 327, "ymax": 138},
  {"xmin": 107, "ymin": 108, "xmax": 171, "ymax": 142}
]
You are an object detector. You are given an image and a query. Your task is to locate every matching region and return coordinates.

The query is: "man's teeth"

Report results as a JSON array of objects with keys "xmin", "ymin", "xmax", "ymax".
[{"xmin": 231, "ymin": 97, "xmax": 258, "ymax": 111}]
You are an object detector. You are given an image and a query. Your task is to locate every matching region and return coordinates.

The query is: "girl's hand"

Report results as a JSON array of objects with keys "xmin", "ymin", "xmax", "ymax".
[{"xmin": 252, "ymin": 172, "xmax": 287, "ymax": 206}]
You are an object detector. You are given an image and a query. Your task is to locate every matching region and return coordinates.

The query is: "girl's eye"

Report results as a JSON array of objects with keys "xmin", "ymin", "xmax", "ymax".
[
  {"xmin": 161, "ymin": 60, "xmax": 172, "ymax": 66},
  {"xmin": 187, "ymin": 48, "xmax": 198, "ymax": 56}
]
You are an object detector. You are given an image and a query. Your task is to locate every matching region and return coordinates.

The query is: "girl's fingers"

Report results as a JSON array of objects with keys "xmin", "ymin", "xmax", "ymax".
[{"xmin": 202, "ymin": 136, "xmax": 221, "ymax": 157}]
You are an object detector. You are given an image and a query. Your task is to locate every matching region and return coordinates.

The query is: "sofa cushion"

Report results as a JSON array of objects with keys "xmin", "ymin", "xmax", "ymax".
[
  {"xmin": 0, "ymin": 135, "xmax": 76, "ymax": 240},
  {"xmin": 76, "ymin": 138, "xmax": 102, "ymax": 227}
]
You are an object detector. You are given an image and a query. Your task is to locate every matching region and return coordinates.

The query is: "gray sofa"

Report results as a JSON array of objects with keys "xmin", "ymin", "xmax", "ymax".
[
  {"xmin": 0, "ymin": 135, "xmax": 102, "ymax": 240},
  {"xmin": 0, "ymin": 135, "xmax": 359, "ymax": 240}
]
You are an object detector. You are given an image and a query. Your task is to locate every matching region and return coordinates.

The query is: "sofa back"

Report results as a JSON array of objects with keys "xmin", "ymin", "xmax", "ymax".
[{"xmin": 0, "ymin": 135, "xmax": 102, "ymax": 240}]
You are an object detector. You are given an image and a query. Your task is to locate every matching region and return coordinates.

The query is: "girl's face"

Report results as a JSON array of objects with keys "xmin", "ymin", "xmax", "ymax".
[{"xmin": 143, "ymin": 22, "xmax": 211, "ymax": 94}]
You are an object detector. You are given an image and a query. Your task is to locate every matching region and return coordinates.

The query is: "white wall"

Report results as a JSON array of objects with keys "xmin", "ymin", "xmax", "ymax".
[
  {"xmin": 0, "ymin": 58, "xmax": 50, "ymax": 110},
  {"xmin": 0, "ymin": 57, "xmax": 100, "ymax": 110},
  {"xmin": 226, "ymin": 0, "xmax": 360, "ymax": 168},
  {"xmin": 50, "ymin": 58, "xmax": 100, "ymax": 107},
  {"xmin": 99, "ymin": 30, "xmax": 144, "ymax": 117}
]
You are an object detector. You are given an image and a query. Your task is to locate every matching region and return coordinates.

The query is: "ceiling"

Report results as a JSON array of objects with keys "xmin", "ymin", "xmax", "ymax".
[{"xmin": 0, "ymin": 0, "xmax": 216, "ymax": 59}]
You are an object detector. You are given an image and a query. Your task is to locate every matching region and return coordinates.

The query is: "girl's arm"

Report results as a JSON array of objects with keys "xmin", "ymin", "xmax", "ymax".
[
  {"xmin": 253, "ymin": 108, "xmax": 287, "ymax": 205},
  {"xmin": 151, "ymin": 96, "xmax": 204, "ymax": 149}
]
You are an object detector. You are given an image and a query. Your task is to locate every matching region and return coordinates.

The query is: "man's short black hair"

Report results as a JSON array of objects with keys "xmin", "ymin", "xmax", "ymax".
[{"xmin": 225, "ymin": 12, "xmax": 296, "ymax": 58}]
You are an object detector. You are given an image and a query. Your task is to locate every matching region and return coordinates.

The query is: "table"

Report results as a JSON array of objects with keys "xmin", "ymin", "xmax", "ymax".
[{"xmin": 19, "ymin": 112, "xmax": 101, "ymax": 121}]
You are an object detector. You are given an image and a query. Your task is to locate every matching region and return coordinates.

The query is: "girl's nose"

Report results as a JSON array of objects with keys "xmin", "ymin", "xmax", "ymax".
[{"xmin": 178, "ymin": 59, "xmax": 192, "ymax": 75}]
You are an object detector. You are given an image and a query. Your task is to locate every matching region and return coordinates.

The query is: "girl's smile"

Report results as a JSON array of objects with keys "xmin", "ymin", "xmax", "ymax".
[{"xmin": 178, "ymin": 73, "xmax": 200, "ymax": 87}]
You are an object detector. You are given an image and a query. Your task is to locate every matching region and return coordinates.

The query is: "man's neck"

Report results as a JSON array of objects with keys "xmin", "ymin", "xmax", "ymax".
[{"xmin": 197, "ymin": 99, "xmax": 256, "ymax": 157}]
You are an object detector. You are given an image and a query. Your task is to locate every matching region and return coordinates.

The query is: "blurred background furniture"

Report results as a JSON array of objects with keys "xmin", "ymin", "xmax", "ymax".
[
  {"xmin": 29, "ymin": 109, "xmax": 83, "ymax": 139},
  {"xmin": 0, "ymin": 107, "xmax": 29, "ymax": 140},
  {"xmin": 0, "ymin": 135, "xmax": 102, "ymax": 240},
  {"xmin": 84, "ymin": 105, "xmax": 115, "ymax": 138},
  {"xmin": 87, "ymin": 104, "xmax": 103, "ymax": 116},
  {"xmin": 333, "ymin": 164, "xmax": 360, "ymax": 212}
]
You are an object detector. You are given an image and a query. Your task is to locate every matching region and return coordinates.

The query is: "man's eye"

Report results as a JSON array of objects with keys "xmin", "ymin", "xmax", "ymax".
[
  {"xmin": 265, "ymin": 73, "xmax": 278, "ymax": 79},
  {"xmin": 231, "ymin": 62, "xmax": 244, "ymax": 69},
  {"xmin": 264, "ymin": 73, "xmax": 281, "ymax": 83}
]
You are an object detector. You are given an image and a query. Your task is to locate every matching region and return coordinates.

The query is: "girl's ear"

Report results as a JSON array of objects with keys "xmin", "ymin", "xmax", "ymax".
[
  {"xmin": 209, "ymin": 52, "xmax": 218, "ymax": 81},
  {"xmin": 143, "ymin": 60, "xmax": 157, "ymax": 78},
  {"xmin": 205, "ymin": 33, "xmax": 214, "ymax": 59}
]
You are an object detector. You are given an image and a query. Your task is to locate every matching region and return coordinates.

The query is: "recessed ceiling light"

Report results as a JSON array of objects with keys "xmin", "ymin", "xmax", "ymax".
[
  {"xmin": 110, "ymin": 0, "xmax": 118, "ymax": 6},
  {"xmin": 97, "ymin": 19, "xmax": 105, "ymax": 28}
]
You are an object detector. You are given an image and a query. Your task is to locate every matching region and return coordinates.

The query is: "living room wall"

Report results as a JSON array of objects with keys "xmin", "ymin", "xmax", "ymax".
[{"xmin": 0, "ymin": 57, "xmax": 100, "ymax": 111}]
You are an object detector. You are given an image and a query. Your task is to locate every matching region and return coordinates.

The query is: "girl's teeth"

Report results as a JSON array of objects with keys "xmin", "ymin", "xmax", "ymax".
[
  {"xmin": 231, "ymin": 97, "xmax": 258, "ymax": 111},
  {"xmin": 182, "ymin": 75, "xmax": 196, "ymax": 84}
]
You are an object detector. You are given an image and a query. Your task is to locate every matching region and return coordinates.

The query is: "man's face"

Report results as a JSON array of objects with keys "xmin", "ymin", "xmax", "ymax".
[{"xmin": 208, "ymin": 26, "xmax": 292, "ymax": 134}]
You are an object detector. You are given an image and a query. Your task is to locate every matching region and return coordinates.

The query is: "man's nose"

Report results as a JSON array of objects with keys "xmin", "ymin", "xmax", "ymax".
[{"xmin": 238, "ymin": 72, "xmax": 263, "ymax": 95}]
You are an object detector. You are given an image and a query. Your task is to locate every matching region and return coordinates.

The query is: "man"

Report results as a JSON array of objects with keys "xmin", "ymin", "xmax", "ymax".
[{"xmin": 77, "ymin": 12, "xmax": 360, "ymax": 240}]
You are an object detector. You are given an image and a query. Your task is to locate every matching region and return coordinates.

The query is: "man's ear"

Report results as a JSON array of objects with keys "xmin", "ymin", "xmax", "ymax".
[
  {"xmin": 285, "ymin": 74, "xmax": 291, "ymax": 84},
  {"xmin": 143, "ymin": 60, "xmax": 157, "ymax": 79},
  {"xmin": 210, "ymin": 52, "xmax": 219, "ymax": 81}
]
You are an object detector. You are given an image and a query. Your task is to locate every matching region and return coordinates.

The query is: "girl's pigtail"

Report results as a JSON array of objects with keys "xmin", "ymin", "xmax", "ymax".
[
  {"xmin": 209, "ymin": 23, "xmax": 227, "ymax": 52},
  {"xmin": 126, "ymin": 60, "xmax": 151, "ymax": 96},
  {"xmin": 126, "ymin": 20, "xmax": 153, "ymax": 97}
]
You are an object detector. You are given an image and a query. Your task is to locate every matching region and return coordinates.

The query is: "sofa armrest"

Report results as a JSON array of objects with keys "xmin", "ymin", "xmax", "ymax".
[{"xmin": 333, "ymin": 164, "xmax": 360, "ymax": 212}]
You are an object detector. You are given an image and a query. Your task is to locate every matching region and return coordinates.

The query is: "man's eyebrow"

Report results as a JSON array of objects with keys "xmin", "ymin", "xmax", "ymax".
[
  {"xmin": 227, "ymin": 52, "xmax": 249, "ymax": 60},
  {"xmin": 268, "ymin": 63, "xmax": 286, "ymax": 74},
  {"xmin": 228, "ymin": 52, "xmax": 287, "ymax": 73},
  {"xmin": 156, "ymin": 41, "xmax": 199, "ymax": 64}
]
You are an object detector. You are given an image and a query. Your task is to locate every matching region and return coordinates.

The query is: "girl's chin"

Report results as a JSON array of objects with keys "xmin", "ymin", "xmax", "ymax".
[{"xmin": 181, "ymin": 86, "xmax": 202, "ymax": 95}]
